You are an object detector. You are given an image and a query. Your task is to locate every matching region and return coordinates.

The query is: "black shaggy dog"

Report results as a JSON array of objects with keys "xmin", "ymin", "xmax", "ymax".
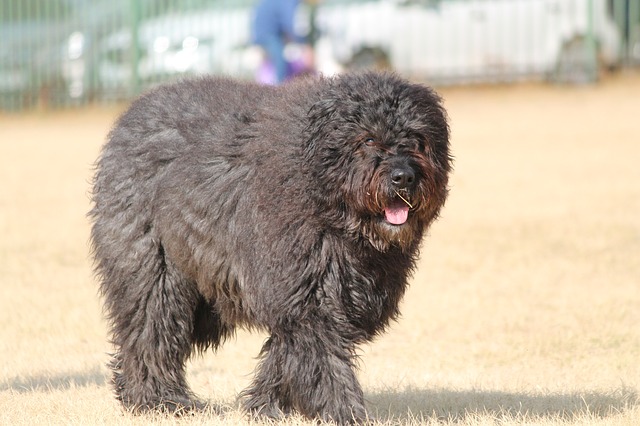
[{"xmin": 90, "ymin": 72, "xmax": 451, "ymax": 424}]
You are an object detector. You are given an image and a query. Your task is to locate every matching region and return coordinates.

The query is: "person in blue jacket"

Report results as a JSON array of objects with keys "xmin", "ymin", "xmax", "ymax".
[{"xmin": 252, "ymin": 0, "xmax": 306, "ymax": 84}]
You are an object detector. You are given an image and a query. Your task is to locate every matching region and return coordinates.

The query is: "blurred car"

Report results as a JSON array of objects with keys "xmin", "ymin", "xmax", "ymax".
[
  {"xmin": 52, "ymin": 0, "xmax": 178, "ymax": 103},
  {"xmin": 0, "ymin": 0, "xmax": 74, "ymax": 109},
  {"xmin": 0, "ymin": 0, "xmax": 167, "ymax": 107},
  {"xmin": 314, "ymin": 0, "xmax": 622, "ymax": 83},
  {"xmin": 96, "ymin": 3, "xmax": 256, "ymax": 98}
]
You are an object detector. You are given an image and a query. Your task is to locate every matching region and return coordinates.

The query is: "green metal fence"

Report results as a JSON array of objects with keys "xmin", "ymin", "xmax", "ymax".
[
  {"xmin": 611, "ymin": 0, "xmax": 640, "ymax": 65},
  {"xmin": 1, "ymin": 0, "xmax": 638, "ymax": 111}
]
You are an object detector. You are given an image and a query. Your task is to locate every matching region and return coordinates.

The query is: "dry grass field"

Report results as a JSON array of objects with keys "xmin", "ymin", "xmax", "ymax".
[{"xmin": 1, "ymin": 72, "xmax": 639, "ymax": 425}]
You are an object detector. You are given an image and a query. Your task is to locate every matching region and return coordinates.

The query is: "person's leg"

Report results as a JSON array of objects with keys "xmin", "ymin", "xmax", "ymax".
[{"xmin": 264, "ymin": 36, "xmax": 287, "ymax": 84}]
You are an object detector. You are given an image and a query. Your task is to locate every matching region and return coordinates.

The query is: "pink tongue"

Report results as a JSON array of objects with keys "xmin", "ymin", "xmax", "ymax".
[{"xmin": 385, "ymin": 205, "xmax": 409, "ymax": 225}]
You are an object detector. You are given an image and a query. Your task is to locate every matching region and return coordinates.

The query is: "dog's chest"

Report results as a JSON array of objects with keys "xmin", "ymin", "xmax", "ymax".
[{"xmin": 329, "ymin": 248, "xmax": 411, "ymax": 339}]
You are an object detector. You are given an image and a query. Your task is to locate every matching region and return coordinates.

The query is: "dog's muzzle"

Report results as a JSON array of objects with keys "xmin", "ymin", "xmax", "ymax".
[{"xmin": 384, "ymin": 165, "xmax": 416, "ymax": 225}]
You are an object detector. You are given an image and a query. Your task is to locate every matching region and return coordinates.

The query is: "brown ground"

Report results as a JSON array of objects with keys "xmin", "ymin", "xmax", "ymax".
[{"xmin": 1, "ymin": 72, "xmax": 638, "ymax": 425}]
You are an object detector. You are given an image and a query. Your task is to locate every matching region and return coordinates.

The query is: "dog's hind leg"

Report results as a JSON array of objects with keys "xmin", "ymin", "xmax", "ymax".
[
  {"xmin": 242, "ymin": 320, "xmax": 367, "ymax": 424},
  {"xmin": 104, "ymin": 242, "xmax": 203, "ymax": 413}
]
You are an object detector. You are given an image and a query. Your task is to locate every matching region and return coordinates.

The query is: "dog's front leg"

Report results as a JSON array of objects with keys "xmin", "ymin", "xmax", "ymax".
[{"xmin": 242, "ymin": 320, "xmax": 367, "ymax": 424}]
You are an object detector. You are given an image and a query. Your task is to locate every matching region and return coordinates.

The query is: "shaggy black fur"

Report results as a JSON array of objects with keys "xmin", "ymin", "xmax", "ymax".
[{"xmin": 90, "ymin": 72, "xmax": 451, "ymax": 424}]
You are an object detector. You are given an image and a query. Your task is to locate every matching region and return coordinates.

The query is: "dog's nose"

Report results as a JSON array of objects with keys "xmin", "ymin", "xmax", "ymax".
[{"xmin": 391, "ymin": 168, "xmax": 415, "ymax": 189}]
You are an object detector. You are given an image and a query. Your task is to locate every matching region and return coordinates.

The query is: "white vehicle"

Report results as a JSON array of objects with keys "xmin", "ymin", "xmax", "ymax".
[
  {"xmin": 97, "ymin": 7, "xmax": 256, "ymax": 96},
  {"xmin": 315, "ymin": 0, "xmax": 621, "ymax": 83}
]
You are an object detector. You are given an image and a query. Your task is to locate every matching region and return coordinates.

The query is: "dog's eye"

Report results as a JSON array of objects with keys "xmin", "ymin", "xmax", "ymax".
[{"xmin": 364, "ymin": 137, "xmax": 376, "ymax": 147}]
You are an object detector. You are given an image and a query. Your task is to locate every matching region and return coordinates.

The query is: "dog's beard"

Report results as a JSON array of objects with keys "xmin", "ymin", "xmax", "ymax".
[{"xmin": 357, "ymin": 186, "xmax": 425, "ymax": 252}]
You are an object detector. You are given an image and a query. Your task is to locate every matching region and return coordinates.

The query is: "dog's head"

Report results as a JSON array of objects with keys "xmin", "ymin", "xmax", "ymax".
[{"xmin": 305, "ymin": 72, "xmax": 452, "ymax": 252}]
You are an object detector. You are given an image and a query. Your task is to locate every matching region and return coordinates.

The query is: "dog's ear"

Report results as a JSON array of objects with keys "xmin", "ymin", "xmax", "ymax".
[
  {"xmin": 304, "ymin": 95, "xmax": 338, "ymax": 157},
  {"xmin": 405, "ymin": 83, "xmax": 452, "ymax": 171},
  {"xmin": 407, "ymin": 83, "xmax": 450, "ymax": 145}
]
